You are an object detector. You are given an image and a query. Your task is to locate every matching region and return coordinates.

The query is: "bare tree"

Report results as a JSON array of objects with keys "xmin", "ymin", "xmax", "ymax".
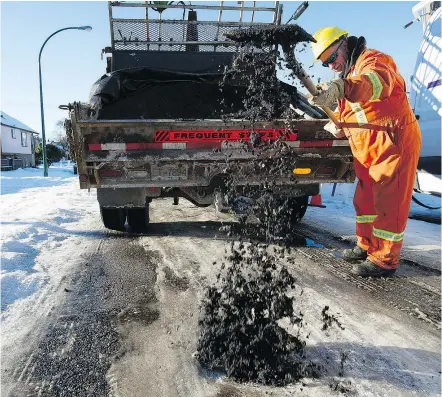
[{"xmin": 52, "ymin": 119, "xmax": 69, "ymax": 151}]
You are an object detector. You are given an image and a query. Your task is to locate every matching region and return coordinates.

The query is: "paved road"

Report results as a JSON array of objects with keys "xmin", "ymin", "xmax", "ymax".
[{"xmin": 4, "ymin": 199, "xmax": 441, "ymax": 397}]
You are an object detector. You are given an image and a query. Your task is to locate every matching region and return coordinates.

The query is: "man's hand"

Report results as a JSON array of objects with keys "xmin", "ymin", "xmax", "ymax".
[
  {"xmin": 308, "ymin": 79, "xmax": 345, "ymax": 108},
  {"xmin": 324, "ymin": 120, "xmax": 345, "ymax": 139}
]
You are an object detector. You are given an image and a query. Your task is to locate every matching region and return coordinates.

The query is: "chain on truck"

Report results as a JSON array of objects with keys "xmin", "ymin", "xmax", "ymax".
[{"xmin": 62, "ymin": 1, "xmax": 355, "ymax": 233}]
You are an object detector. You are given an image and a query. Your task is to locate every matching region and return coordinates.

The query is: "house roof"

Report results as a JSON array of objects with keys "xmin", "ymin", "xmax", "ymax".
[{"xmin": 0, "ymin": 111, "xmax": 39, "ymax": 134}]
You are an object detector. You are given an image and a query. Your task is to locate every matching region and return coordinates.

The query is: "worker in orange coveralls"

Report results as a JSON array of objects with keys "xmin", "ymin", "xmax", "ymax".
[{"xmin": 308, "ymin": 27, "xmax": 422, "ymax": 277}]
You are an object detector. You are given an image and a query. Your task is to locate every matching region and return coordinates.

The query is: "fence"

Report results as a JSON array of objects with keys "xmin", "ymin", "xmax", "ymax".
[
  {"xmin": 1, "ymin": 157, "xmax": 24, "ymax": 171},
  {"xmin": 50, "ymin": 160, "xmax": 75, "ymax": 168},
  {"xmin": 50, "ymin": 159, "xmax": 78, "ymax": 174}
]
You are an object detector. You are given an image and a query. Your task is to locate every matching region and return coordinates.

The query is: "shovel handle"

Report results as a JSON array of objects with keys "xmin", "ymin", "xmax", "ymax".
[
  {"xmin": 321, "ymin": 106, "xmax": 340, "ymax": 125},
  {"xmin": 295, "ymin": 68, "xmax": 340, "ymax": 126},
  {"xmin": 285, "ymin": 52, "xmax": 341, "ymax": 127}
]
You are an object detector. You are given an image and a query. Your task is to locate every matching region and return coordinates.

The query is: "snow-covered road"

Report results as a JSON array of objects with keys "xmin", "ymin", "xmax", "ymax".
[{"xmin": 1, "ymin": 168, "xmax": 440, "ymax": 396}]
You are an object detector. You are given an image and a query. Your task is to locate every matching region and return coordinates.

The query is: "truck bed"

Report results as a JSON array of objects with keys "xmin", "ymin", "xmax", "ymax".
[{"xmin": 67, "ymin": 104, "xmax": 354, "ymax": 192}]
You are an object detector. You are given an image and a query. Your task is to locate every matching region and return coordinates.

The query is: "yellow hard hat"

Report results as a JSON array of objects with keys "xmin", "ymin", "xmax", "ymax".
[{"xmin": 311, "ymin": 26, "xmax": 349, "ymax": 62}]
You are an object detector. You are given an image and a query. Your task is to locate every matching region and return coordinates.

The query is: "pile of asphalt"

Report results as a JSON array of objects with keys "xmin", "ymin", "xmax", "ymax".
[
  {"xmin": 197, "ymin": 242, "xmax": 321, "ymax": 385},
  {"xmin": 196, "ymin": 237, "xmax": 346, "ymax": 386}
]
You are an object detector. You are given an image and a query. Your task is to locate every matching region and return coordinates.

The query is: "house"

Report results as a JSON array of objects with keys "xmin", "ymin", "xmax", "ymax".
[{"xmin": 1, "ymin": 111, "xmax": 40, "ymax": 170}]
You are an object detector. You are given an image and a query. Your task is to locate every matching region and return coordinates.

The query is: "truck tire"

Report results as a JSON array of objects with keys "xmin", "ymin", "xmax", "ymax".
[
  {"xmin": 100, "ymin": 207, "xmax": 126, "ymax": 231},
  {"xmin": 253, "ymin": 195, "xmax": 309, "ymax": 239},
  {"xmin": 288, "ymin": 195, "xmax": 309, "ymax": 224},
  {"xmin": 127, "ymin": 205, "xmax": 150, "ymax": 234}
]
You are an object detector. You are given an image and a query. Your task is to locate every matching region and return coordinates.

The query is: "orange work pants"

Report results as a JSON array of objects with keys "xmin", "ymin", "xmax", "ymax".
[{"xmin": 349, "ymin": 117, "xmax": 421, "ymax": 269}]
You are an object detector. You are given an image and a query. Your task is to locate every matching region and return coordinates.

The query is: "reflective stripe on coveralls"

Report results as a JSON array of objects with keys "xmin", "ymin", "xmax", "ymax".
[
  {"xmin": 373, "ymin": 227, "xmax": 404, "ymax": 242},
  {"xmin": 356, "ymin": 215, "xmax": 377, "ymax": 223},
  {"xmin": 349, "ymin": 102, "xmax": 368, "ymax": 126},
  {"xmin": 364, "ymin": 72, "xmax": 383, "ymax": 100}
]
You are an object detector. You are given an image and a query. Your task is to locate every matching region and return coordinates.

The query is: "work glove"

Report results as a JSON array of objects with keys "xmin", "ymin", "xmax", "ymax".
[
  {"xmin": 316, "ymin": 82, "xmax": 329, "ymax": 90},
  {"xmin": 324, "ymin": 120, "xmax": 345, "ymax": 139},
  {"xmin": 308, "ymin": 79, "xmax": 345, "ymax": 108}
]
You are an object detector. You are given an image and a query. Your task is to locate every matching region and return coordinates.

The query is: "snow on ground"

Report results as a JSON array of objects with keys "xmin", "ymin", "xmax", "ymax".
[
  {"xmin": 1, "ymin": 168, "xmax": 440, "ymax": 317},
  {"xmin": 1, "ymin": 166, "xmax": 99, "ymax": 319}
]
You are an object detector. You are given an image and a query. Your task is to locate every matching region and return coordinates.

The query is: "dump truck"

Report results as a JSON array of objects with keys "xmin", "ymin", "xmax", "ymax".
[{"xmin": 64, "ymin": 1, "xmax": 354, "ymax": 232}]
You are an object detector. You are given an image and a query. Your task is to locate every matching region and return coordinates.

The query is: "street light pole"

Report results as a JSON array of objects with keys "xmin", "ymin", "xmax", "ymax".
[{"xmin": 38, "ymin": 26, "xmax": 92, "ymax": 177}]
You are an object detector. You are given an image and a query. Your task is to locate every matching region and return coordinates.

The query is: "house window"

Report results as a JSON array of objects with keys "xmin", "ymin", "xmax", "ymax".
[
  {"xmin": 11, "ymin": 128, "xmax": 16, "ymax": 138},
  {"xmin": 21, "ymin": 131, "xmax": 27, "ymax": 147}
]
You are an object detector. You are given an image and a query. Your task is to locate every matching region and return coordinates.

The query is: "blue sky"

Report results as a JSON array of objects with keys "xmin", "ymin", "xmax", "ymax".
[{"xmin": 1, "ymin": 1, "xmax": 423, "ymax": 140}]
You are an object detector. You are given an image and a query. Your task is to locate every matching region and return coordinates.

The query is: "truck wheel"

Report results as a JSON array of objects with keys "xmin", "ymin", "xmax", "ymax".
[
  {"xmin": 100, "ymin": 207, "xmax": 126, "ymax": 231},
  {"xmin": 288, "ymin": 195, "xmax": 309, "ymax": 224},
  {"xmin": 254, "ymin": 195, "xmax": 309, "ymax": 238},
  {"xmin": 127, "ymin": 206, "xmax": 150, "ymax": 234}
]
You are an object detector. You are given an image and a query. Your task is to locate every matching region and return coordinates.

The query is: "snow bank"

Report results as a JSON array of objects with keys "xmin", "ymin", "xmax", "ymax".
[{"xmin": 1, "ymin": 167, "xmax": 98, "ymax": 314}]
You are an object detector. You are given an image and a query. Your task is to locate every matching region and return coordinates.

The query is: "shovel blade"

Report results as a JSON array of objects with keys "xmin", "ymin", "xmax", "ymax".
[{"xmin": 224, "ymin": 24, "xmax": 316, "ymax": 47}]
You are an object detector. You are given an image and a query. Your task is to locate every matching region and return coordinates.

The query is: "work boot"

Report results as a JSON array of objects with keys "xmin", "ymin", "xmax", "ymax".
[
  {"xmin": 351, "ymin": 260, "xmax": 396, "ymax": 277},
  {"xmin": 342, "ymin": 246, "xmax": 367, "ymax": 261}
]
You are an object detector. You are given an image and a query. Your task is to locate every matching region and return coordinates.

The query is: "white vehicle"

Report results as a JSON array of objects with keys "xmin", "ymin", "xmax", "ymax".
[{"xmin": 407, "ymin": 0, "xmax": 441, "ymax": 198}]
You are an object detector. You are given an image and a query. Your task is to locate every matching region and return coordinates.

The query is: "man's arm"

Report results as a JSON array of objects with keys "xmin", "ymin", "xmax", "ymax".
[{"xmin": 344, "ymin": 51, "xmax": 395, "ymax": 103}]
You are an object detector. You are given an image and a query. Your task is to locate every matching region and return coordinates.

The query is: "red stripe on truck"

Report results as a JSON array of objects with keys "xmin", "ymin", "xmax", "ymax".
[
  {"xmin": 88, "ymin": 144, "xmax": 103, "ymax": 151},
  {"xmin": 155, "ymin": 129, "xmax": 297, "ymax": 142}
]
